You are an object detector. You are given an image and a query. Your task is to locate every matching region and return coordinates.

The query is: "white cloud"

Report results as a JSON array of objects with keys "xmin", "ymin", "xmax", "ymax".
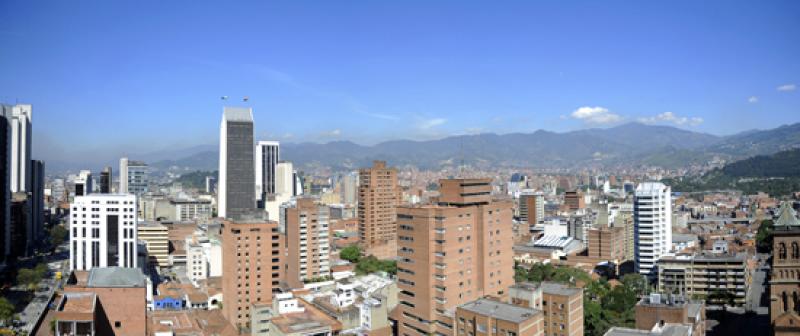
[
  {"xmin": 638, "ymin": 112, "xmax": 703, "ymax": 126},
  {"xmin": 748, "ymin": 96, "xmax": 759, "ymax": 103},
  {"xmin": 418, "ymin": 118, "xmax": 447, "ymax": 129},
  {"xmin": 570, "ymin": 106, "xmax": 621, "ymax": 124},
  {"xmin": 777, "ymin": 84, "xmax": 796, "ymax": 92},
  {"xmin": 320, "ymin": 129, "xmax": 341, "ymax": 137}
]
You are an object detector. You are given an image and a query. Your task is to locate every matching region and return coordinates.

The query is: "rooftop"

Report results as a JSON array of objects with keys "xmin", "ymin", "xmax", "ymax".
[
  {"xmin": 223, "ymin": 106, "xmax": 253, "ymax": 123},
  {"xmin": 458, "ymin": 298, "xmax": 540, "ymax": 324},
  {"xmin": 86, "ymin": 267, "xmax": 147, "ymax": 288},
  {"xmin": 604, "ymin": 325, "xmax": 692, "ymax": 336},
  {"xmin": 269, "ymin": 299, "xmax": 342, "ymax": 334},
  {"xmin": 539, "ymin": 282, "xmax": 582, "ymax": 296},
  {"xmin": 775, "ymin": 201, "xmax": 800, "ymax": 227}
]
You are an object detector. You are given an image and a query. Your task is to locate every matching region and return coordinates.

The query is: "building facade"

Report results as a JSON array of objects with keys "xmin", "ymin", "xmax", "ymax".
[
  {"xmin": 218, "ymin": 107, "xmax": 255, "ymax": 220},
  {"xmin": 658, "ymin": 252, "xmax": 750, "ymax": 306},
  {"xmin": 508, "ymin": 282, "xmax": 584, "ymax": 336},
  {"xmin": 221, "ymin": 219, "xmax": 284, "ymax": 331},
  {"xmin": 255, "ymin": 140, "xmax": 279, "ymax": 208},
  {"xmin": 69, "ymin": 194, "xmax": 138, "ymax": 271},
  {"xmin": 280, "ymin": 197, "xmax": 331, "ymax": 288},
  {"xmin": 455, "ymin": 298, "xmax": 543, "ymax": 336},
  {"xmin": 100, "ymin": 166, "xmax": 112, "ymax": 193},
  {"xmin": 395, "ymin": 178, "xmax": 514, "ymax": 336},
  {"xmin": 634, "ymin": 182, "xmax": 673, "ymax": 277},
  {"xmin": 770, "ymin": 202, "xmax": 800, "ymax": 335},
  {"xmin": 587, "ymin": 226, "xmax": 625, "ymax": 262},
  {"xmin": 119, "ymin": 157, "xmax": 148, "ymax": 195},
  {"xmin": 137, "ymin": 221, "xmax": 169, "ymax": 267},
  {"xmin": 358, "ymin": 160, "xmax": 399, "ymax": 259}
]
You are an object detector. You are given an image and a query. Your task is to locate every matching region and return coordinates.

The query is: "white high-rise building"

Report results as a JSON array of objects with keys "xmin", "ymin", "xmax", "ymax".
[
  {"xmin": 342, "ymin": 171, "xmax": 358, "ymax": 205},
  {"xmin": 255, "ymin": 140, "xmax": 279, "ymax": 207},
  {"xmin": 119, "ymin": 157, "xmax": 128, "ymax": 193},
  {"xmin": 75, "ymin": 170, "xmax": 93, "ymax": 196},
  {"xmin": 69, "ymin": 194, "xmax": 138, "ymax": 271},
  {"xmin": 634, "ymin": 182, "xmax": 672, "ymax": 277},
  {"xmin": 275, "ymin": 161, "xmax": 294, "ymax": 196},
  {"xmin": 9, "ymin": 104, "xmax": 32, "ymax": 193}
]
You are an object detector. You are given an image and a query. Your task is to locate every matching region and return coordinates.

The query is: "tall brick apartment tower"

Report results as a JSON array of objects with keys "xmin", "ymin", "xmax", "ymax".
[
  {"xmin": 358, "ymin": 160, "xmax": 399, "ymax": 259},
  {"xmin": 395, "ymin": 178, "xmax": 514, "ymax": 336},
  {"xmin": 221, "ymin": 219, "xmax": 284, "ymax": 332}
]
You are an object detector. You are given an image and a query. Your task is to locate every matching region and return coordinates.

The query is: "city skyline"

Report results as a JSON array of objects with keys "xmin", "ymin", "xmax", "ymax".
[{"xmin": 1, "ymin": 1, "xmax": 799, "ymax": 165}]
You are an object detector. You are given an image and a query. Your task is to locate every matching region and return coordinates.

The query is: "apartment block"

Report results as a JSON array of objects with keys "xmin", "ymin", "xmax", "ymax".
[
  {"xmin": 508, "ymin": 282, "xmax": 583, "ymax": 336},
  {"xmin": 633, "ymin": 294, "xmax": 705, "ymax": 336},
  {"xmin": 358, "ymin": 160, "xmax": 399, "ymax": 259},
  {"xmin": 564, "ymin": 191, "xmax": 584, "ymax": 211},
  {"xmin": 221, "ymin": 219, "xmax": 284, "ymax": 331},
  {"xmin": 395, "ymin": 178, "xmax": 514, "ymax": 336},
  {"xmin": 587, "ymin": 226, "xmax": 625, "ymax": 262},
  {"xmin": 455, "ymin": 298, "xmax": 543, "ymax": 336},
  {"xmin": 634, "ymin": 182, "xmax": 672, "ymax": 277},
  {"xmin": 519, "ymin": 191, "xmax": 544, "ymax": 226},
  {"xmin": 280, "ymin": 197, "xmax": 332, "ymax": 288},
  {"xmin": 69, "ymin": 194, "xmax": 138, "ymax": 271},
  {"xmin": 137, "ymin": 221, "xmax": 169, "ymax": 267},
  {"xmin": 658, "ymin": 252, "xmax": 751, "ymax": 306}
]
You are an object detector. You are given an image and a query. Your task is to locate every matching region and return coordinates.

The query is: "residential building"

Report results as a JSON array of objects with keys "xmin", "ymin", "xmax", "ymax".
[
  {"xmin": 564, "ymin": 191, "xmax": 584, "ymax": 211},
  {"xmin": 395, "ymin": 178, "xmax": 514, "ymax": 336},
  {"xmin": 221, "ymin": 218, "xmax": 284, "ymax": 330},
  {"xmin": 137, "ymin": 221, "xmax": 169, "ymax": 267},
  {"xmin": 280, "ymin": 197, "xmax": 331, "ymax": 288},
  {"xmin": 455, "ymin": 298, "xmax": 544, "ymax": 336},
  {"xmin": 657, "ymin": 252, "xmax": 751, "ymax": 306},
  {"xmin": 508, "ymin": 282, "xmax": 583, "ymax": 336},
  {"xmin": 171, "ymin": 198, "xmax": 213, "ymax": 221},
  {"xmin": 218, "ymin": 107, "xmax": 255, "ymax": 220},
  {"xmin": 519, "ymin": 191, "xmax": 544, "ymax": 225},
  {"xmin": 251, "ymin": 293, "xmax": 341, "ymax": 336},
  {"xmin": 633, "ymin": 293, "xmax": 705, "ymax": 336},
  {"xmin": 120, "ymin": 157, "xmax": 148, "ymax": 195},
  {"xmin": 256, "ymin": 140, "xmax": 279, "ymax": 208},
  {"xmin": 634, "ymin": 182, "xmax": 672, "ymax": 277},
  {"xmin": 770, "ymin": 202, "xmax": 800, "ymax": 335},
  {"xmin": 358, "ymin": 160, "xmax": 399, "ymax": 259},
  {"xmin": 588, "ymin": 226, "xmax": 625, "ymax": 262},
  {"xmin": 342, "ymin": 171, "xmax": 358, "ymax": 205},
  {"xmin": 69, "ymin": 194, "xmax": 138, "ymax": 271}
]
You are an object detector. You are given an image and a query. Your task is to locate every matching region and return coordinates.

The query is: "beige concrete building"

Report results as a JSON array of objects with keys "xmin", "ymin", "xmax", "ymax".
[
  {"xmin": 358, "ymin": 160, "xmax": 399, "ymax": 259},
  {"xmin": 395, "ymin": 178, "xmax": 514, "ymax": 336},
  {"xmin": 455, "ymin": 298, "xmax": 544, "ymax": 336},
  {"xmin": 280, "ymin": 197, "xmax": 331, "ymax": 288},
  {"xmin": 137, "ymin": 221, "xmax": 169, "ymax": 267},
  {"xmin": 657, "ymin": 252, "xmax": 751, "ymax": 306},
  {"xmin": 221, "ymin": 219, "xmax": 284, "ymax": 331},
  {"xmin": 508, "ymin": 282, "xmax": 583, "ymax": 336}
]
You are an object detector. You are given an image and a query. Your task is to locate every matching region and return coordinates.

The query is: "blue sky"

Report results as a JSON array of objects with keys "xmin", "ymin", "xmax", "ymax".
[{"xmin": 1, "ymin": 1, "xmax": 798, "ymax": 163}]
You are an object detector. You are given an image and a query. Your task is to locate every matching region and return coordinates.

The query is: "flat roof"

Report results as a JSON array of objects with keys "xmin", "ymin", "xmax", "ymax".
[
  {"xmin": 458, "ymin": 298, "xmax": 540, "ymax": 324},
  {"xmin": 539, "ymin": 282, "xmax": 582, "ymax": 296},
  {"xmin": 87, "ymin": 267, "xmax": 146, "ymax": 287}
]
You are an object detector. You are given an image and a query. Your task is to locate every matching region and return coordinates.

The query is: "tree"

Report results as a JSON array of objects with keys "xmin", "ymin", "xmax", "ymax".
[
  {"xmin": 0, "ymin": 298, "xmax": 14, "ymax": 325},
  {"xmin": 756, "ymin": 219, "xmax": 775, "ymax": 253},
  {"xmin": 340, "ymin": 245, "xmax": 361, "ymax": 263},
  {"xmin": 620, "ymin": 274, "xmax": 648, "ymax": 297},
  {"xmin": 48, "ymin": 225, "xmax": 68, "ymax": 248}
]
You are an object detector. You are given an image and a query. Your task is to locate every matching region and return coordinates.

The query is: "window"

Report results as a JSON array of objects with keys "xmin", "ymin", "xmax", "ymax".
[{"xmin": 115, "ymin": 321, "xmax": 122, "ymax": 328}]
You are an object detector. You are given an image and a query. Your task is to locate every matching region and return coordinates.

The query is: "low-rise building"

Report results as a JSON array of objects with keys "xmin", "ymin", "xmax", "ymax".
[
  {"xmin": 508, "ymin": 282, "xmax": 583, "ymax": 336},
  {"xmin": 456, "ymin": 298, "xmax": 544, "ymax": 336},
  {"xmin": 632, "ymin": 294, "xmax": 705, "ymax": 336},
  {"xmin": 657, "ymin": 252, "xmax": 751, "ymax": 306}
]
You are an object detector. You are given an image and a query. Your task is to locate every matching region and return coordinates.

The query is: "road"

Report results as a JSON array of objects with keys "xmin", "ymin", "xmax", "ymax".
[
  {"xmin": 13, "ymin": 245, "xmax": 69, "ymax": 334},
  {"xmin": 748, "ymin": 263, "xmax": 769, "ymax": 314}
]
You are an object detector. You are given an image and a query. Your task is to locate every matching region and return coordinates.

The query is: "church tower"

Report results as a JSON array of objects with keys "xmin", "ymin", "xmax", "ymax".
[{"xmin": 771, "ymin": 201, "xmax": 800, "ymax": 335}]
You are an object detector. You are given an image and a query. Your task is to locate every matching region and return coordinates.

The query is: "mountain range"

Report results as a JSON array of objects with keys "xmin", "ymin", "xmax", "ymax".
[{"xmin": 146, "ymin": 122, "xmax": 800, "ymax": 172}]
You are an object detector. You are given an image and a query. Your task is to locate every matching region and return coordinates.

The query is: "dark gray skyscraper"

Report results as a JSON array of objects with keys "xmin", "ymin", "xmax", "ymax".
[
  {"xmin": 100, "ymin": 166, "xmax": 112, "ymax": 193},
  {"xmin": 0, "ymin": 106, "xmax": 11, "ymax": 262},
  {"xmin": 218, "ymin": 107, "xmax": 255, "ymax": 219}
]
